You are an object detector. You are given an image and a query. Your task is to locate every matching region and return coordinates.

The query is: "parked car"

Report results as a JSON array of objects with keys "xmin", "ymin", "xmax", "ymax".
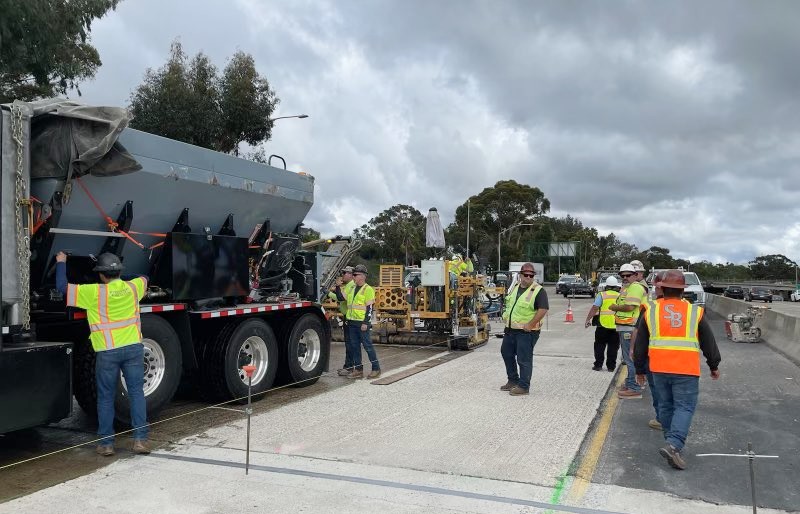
[
  {"xmin": 745, "ymin": 287, "xmax": 773, "ymax": 303},
  {"xmin": 555, "ymin": 275, "xmax": 580, "ymax": 294},
  {"xmin": 563, "ymin": 278, "xmax": 595, "ymax": 298},
  {"xmin": 791, "ymin": 290, "xmax": 800, "ymax": 302},
  {"xmin": 723, "ymin": 286, "xmax": 745, "ymax": 299}
]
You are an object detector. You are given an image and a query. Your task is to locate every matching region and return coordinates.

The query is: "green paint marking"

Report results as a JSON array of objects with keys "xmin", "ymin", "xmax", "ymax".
[{"xmin": 544, "ymin": 473, "xmax": 568, "ymax": 513}]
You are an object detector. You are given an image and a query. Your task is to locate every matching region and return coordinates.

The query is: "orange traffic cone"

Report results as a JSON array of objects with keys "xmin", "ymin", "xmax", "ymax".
[{"xmin": 565, "ymin": 301, "xmax": 574, "ymax": 323}]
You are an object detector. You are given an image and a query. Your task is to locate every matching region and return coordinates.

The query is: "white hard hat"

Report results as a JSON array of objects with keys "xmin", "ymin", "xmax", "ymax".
[
  {"xmin": 629, "ymin": 260, "xmax": 644, "ymax": 272},
  {"xmin": 604, "ymin": 276, "xmax": 620, "ymax": 287},
  {"xmin": 619, "ymin": 263, "xmax": 636, "ymax": 273}
]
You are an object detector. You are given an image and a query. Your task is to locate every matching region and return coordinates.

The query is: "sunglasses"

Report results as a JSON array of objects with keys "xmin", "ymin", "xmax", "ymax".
[
  {"xmin": 620, "ymin": 273, "xmax": 633, "ymax": 278},
  {"xmin": 520, "ymin": 272, "xmax": 535, "ymax": 278}
]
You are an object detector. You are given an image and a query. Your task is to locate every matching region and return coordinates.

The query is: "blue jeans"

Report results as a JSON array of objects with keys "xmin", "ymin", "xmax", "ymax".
[
  {"xmin": 95, "ymin": 343, "xmax": 148, "ymax": 443},
  {"xmin": 501, "ymin": 330, "xmax": 540, "ymax": 390},
  {"xmin": 647, "ymin": 371, "xmax": 661, "ymax": 422},
  {"xmin": 618, "ymin": 331, "xmax": 641, "ymax": 391},
  {"xmin": 341, "ymin": 321, "xmax": 353, "ymax": 369},
  {"xmin": 346, "ymin": 324, "xmax": 380, "ymax": 371},
  {"xmin": 652, "ymin": 373, "xmax": 699, "ymax": 451}
]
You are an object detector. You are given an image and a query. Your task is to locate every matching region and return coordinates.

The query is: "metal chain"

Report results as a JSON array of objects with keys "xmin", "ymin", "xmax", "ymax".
[{"xmin": 10, "ymin": 104, "xmax": 31, "ymax": 330}]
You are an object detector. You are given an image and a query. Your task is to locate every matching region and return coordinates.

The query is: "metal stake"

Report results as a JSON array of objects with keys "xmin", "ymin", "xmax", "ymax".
[
  {"xmin": 696, "ymin": 442, "xmax": 779, "ymax": 514},
  {"xmin": 246, "ymin": 375, "xmax": 252, "ymax": 475},
  {"xmin": 242, "ymin": 364, "xmax": 257, "ymax": 475},
  {"xmin": 748, "ymin": 442, "xmax": 757, "ymax": 514}
]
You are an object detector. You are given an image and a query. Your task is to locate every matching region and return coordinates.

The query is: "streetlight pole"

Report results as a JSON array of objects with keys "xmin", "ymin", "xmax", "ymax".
[
  {"xmin": 269, "ymin": 114, "xmax": 309, "ymax": 122},
  {"xmin": 497, "ymin": 223, "xmax": 537, "ymax": 271}
]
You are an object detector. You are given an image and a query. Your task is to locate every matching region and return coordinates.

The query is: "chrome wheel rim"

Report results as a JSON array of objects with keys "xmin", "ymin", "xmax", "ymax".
[
  {"xmin": 297, "ymin": 328, "xmax": 321, "ymax": 372},
  {"xmin": 238, "ymin": 336, "xmax": 268, "ymax": 385},
  {"xmin": 121, "ymin": 339, "xmax": 166, "ymax": 397}
]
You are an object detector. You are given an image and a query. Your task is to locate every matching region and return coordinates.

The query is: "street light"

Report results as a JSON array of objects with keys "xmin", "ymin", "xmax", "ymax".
[
  {"xmin": 269, "ymin": 114, "xmax": 309, "ymax": 121},
  {"xmin": 497, "ymin": 223, "xmax": 537, "ymax": 271}
]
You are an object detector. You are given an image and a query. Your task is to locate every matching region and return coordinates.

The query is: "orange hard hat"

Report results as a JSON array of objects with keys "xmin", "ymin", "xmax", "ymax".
[{"xmin": 657, "ymin": 269, "xmax": 686, "ymax": 289}]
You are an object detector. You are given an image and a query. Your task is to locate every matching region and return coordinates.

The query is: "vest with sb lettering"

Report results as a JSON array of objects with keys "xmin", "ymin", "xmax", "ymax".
[{"xmin": 644, "ymin": 298, "xmax": 703, "ymax": 376}]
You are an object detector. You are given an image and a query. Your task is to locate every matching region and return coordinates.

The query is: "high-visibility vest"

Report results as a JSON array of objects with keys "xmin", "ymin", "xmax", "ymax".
[
  {"xmin": 328, "ymin": 280, "xmax": 354, "ymax": 315},
  {"xmin": 346, "ymin": 282, "xmax": 375, "ymax": 322},
  {"xmin": 598, "ymin": 290, "xmax": 620, "ymax": 329},
  {"xmin": 614, "ymin": 282, "xmax": 646, "ymax": 327},
  {"xmin": 643, "ymin": 298, "xmax": 703, "ymax": 376},
  {"xmin": 66, "ymin": 277, "xmax": 147, "ymax": 352},
  {"xmin": 502, "ymin": 283, "xmax": 543, "ymax": 330},
  {"xmin": 466, "ymin": 259, "xmax": 474, "ymax": 273}
]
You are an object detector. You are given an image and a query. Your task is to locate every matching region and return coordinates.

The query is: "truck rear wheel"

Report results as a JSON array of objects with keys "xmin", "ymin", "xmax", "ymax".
[
  {"xmin": 72, "ymin": 315, "xmax": 182, "ymax": 425},
  {"xmin": 282, "ymin": 313, "xmax": 328, "ymax": 387},
  {"xmin": 200, "ymin": 318, "xmax": 279, "ymax": 402}
]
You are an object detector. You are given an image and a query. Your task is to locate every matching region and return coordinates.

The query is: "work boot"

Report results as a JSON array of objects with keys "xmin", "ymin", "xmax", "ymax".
[
  {"xmin": 337, "ymin": 368, "xmax": 351, "ymax": 376},
  {"xmin": 367, "ymin": 369, "xmax": 382, "ymax": 379},
  {"xmin": 95, "ymin": 445, "xmax": 115, "ymax": 457},
  {"xmin": 509, "ymin": 386, "xmax": 529, "ymax": 396},
  {"xmin": 617, "ymin": 389, "xmax": 643, "ymax": 399},
  {"xmin": 347, "ymin": 369, "xmax": 364, "ymax": 379},
  {"xmin": 607, "ymin": 367, "xmax": 615, "ymax": 372},
  {"xmin": 132, "ymin": 440, "xmax": 151, "ymax": 455},
  {"xmin": 648, "ymin": 419, "xmax": 663, "ymax": 430},
  {"xmin": 618, "ymin": 384, "xmax": 629, "ymax": 392},
  {"xmin": 500, "ymin": 381, "xmax": 517, "ymax": 391},
  {"xmin": 592, "ymin": 365, "xmax": 602, "ymax": 371},
  {"xmin": 659, "ymin": 445, "xmax": 687, "ymax": 470}
]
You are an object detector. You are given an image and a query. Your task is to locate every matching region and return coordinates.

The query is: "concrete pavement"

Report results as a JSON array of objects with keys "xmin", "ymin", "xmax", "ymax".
[{"xmin": 1, "ymin": 293, "xmax": 797, "ymax": 513}]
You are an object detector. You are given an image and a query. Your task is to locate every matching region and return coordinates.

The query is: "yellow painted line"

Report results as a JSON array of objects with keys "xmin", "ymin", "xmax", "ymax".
[{"xmin": 565, "ymin": 370, "xmax": 626, "ymax": 504}]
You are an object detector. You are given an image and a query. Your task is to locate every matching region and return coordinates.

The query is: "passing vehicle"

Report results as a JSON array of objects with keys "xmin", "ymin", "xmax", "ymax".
[
  {"xmin": 563, "ymin": 278, "xmax": 595, "ymax": 298},
  {"xmin": 645, "ymin": 269, "xmax": 706, "ymax": 306},
  {"xmin": 555, "ymin": 275, "xmax": 580, "ymax": 294},
  {"xmin": 745, "ymin": 287, "xmax": 773, "ymax": 303},
  {"xmin": 791, "ymin": 290, "xmax": 800, "ymax": 302},
  {"xmin": 723, "ymin": 286, "xmax": 745, "ymax": 299}
]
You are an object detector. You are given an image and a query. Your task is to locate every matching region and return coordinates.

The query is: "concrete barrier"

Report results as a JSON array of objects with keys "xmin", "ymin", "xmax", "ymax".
[{"xmin": 705, "ymin": 294, "xmax": 800, "ymax": 365}]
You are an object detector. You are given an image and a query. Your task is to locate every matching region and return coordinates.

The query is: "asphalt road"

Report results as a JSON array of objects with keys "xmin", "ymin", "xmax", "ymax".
[{"xmin": 594, "ymin": 312, "xmax": 800, "ymax": 512}]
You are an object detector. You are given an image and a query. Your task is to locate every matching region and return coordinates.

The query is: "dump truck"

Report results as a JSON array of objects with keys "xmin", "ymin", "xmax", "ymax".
[{"xmin": 1, "ymin": 100, "xmax": 332, "ymax": 433}]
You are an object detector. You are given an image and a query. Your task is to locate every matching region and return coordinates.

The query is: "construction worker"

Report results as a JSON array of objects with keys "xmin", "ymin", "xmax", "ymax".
[
  {"xmin": 609, "ymin": 262, "xmax": 648, "ymax": 399},
  {"xmin": 337, "ymin": 264, "xmax": 381, "ymax": 379},
  {"xmin": 630, "ymin": 260, "xmax": 648, "ymax": 289},
  {"xmin": 330, "ymin": 266, "xmax": 355, "ymax": 376},
  {"xmin": 55, "ymin": 252, "xmax": 150, "ymax": 456},
  {"xmin": 500, "ymin": 262, "xmax": 549, "ymax": 396},
  {"xmin": 634, "ymin": 270, "xmax": 721, "ymax": 470},
  {"xmin": 584, "ymin": 276, "xmax": 621, "ymax": 372}
]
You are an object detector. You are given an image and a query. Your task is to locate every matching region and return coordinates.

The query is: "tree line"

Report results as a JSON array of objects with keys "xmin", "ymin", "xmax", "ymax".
[{"xmin": 351, "ymin": 180, "xmax": 797, "ymax": 283}]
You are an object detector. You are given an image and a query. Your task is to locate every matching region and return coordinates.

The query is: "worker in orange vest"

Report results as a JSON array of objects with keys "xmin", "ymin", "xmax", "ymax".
[{"xmin": 633, "ymin": 270, "xmax": 721, "ymax": 470}]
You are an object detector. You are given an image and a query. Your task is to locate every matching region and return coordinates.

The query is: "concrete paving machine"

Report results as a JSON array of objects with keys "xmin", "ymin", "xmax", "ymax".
[
  {"xmin": 725, "ymin": 305, "xmax": 768, "ymax": 343},
  {"xmin": 372, "ymin": 260, "xmax": 492, "ymax": 350}
]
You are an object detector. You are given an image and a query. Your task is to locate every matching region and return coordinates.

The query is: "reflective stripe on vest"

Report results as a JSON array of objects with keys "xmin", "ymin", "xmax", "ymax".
[
  {"xmin": 614, "ymin": 282, "xmax": 646, "ymax": 326},
  {"xmin": 644, "ymin": 298, "xmax": 703, "ymax": 376},
  {"xmin": 599, "ymin": 290, "xmax": 620, "ymax": 329},
  {"xmin": 503, "ymin": 283, "xmax": 543, "ymax": 330}
]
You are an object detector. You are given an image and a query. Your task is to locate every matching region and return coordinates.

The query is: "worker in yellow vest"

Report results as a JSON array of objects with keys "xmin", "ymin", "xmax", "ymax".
[
  {"xmin": 334, "ymin": 264, "xmax": 381, "ymax": 379},
  {"xmin": 56, "ymin": 251, "xmax": 150, "ymax": 457},
  {"xmin": 500, "ymin": 262, "xmax": 549, "ymax": 396},
  {"xmin": 634, "ymin": 270, "xmax": 721, "ymax": 470},
  {"xmin": 610, "ymin": 263, "xmax": 648, "ymax": 399},
  {"xmin": 584, "ymin": 276, "xmax": 621, "ymax": 372},
  {"xmin": 330, "ymin": 266, "xmax": 356, "ymax": 376}
]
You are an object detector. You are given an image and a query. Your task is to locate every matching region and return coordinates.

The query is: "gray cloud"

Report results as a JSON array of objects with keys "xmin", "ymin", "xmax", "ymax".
[{"xmin": 76, "ymin": 0, "xmax": 800, "ymax": 263}]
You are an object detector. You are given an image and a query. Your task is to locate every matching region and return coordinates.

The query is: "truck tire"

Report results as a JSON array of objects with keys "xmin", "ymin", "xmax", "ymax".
[
  {"xmin": 200, "ymin": 318, "xmax": 279, "ymax": 402},
  {"xmin": 73, "ymin": 338, "xmax": 97, "ymax": 418},
  {"xmin": 116, "ymin": 315, "xmax": 182, "ymax": 425},
  {"xmin": 281, "ymin": 313, "xmax": 328, "ymax": 387},
  {"xmin": 72, "ymin": 315, "xmax": 182, "ymax": 425}
]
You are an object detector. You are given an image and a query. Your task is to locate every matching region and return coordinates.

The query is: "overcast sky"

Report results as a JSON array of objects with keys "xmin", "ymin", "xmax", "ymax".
[{"xmin": 76, "ymin": 0, "xmax": 799, "ymax": 265}]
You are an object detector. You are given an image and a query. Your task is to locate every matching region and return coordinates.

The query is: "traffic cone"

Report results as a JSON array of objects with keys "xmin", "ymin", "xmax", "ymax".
[{"xmin": 565, "ymin": 301, "xmax": 574, "ymax": 323}]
